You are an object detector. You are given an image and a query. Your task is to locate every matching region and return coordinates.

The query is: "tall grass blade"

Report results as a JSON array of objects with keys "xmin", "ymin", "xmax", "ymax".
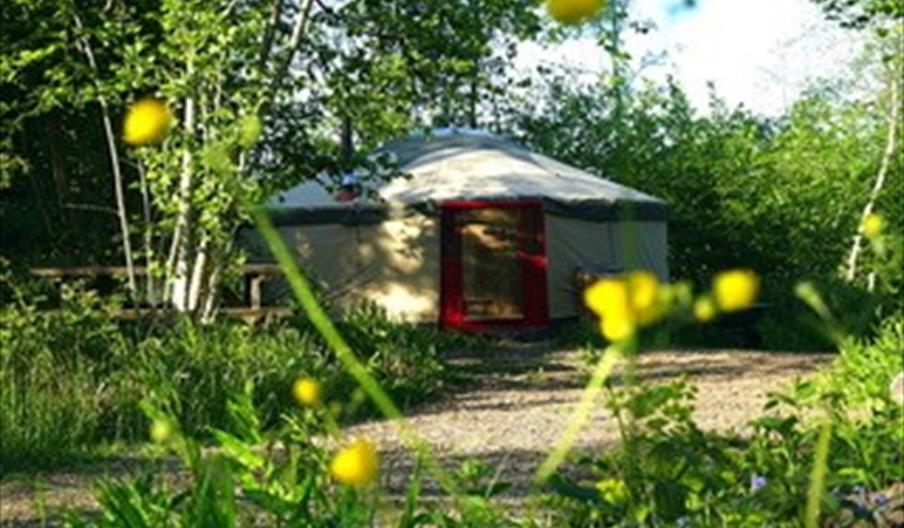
[
  {"xmin": 804, "ymin": 418, "xmax": 833, "ymax": 528},
  {"xmin": 534, "ymin": 343, "xmax": 624, "ymax": 484}
]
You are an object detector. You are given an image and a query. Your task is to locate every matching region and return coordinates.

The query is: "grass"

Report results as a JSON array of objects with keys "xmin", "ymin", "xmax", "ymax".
[{"xmin": 0, "ymin": 288, "xmax": 464, "ymax": 474}]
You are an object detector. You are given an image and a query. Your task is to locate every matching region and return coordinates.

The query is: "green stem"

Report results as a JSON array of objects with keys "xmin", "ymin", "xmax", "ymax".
[
  {"xmin": 804, "ymin": 418, "xmax": 833, "ymax": 528},
  {"xmin": 534, "ymin": 340, "xmax": 629, "ymax": 485}
]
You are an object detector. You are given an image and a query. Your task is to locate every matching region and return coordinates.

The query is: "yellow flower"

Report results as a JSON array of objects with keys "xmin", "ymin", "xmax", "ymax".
[
  {"xmin": 601, "ymin": 315, "xmax": 635, "ymax": 342},
  {"xmin": 584, "ymin": 271, "xmax": 662, "ymax": 341},
  {"xmin": 123, "ymin": 98, "xmax": 172, "ymax": 145},
  {"xmin": 693, "ymin": 296, "xmax": 717, "ymax": 323},
  {"xmin": 330, "ymin": 438, "xmax": 379, "ymax": 487},
  {"xmin": 547, "ymin": 0, "xmax": 604, "ymax": 24},
  {"xmin": 585, "ymin": 278, "xmax": 628, "ymax": 319},
  {"xmin": 713, "ymin": 269, "xmax": 759, "ymax": 312},
  {"xmin": 862, "ymin": 213, "xmax": 884, "ymax": 238},
  {"xmin": 627, "ymin": 271, "xmax": 660, "ymax": 324},
  {"xmin": 149, "ymin": 419, "xmax": 173, "ymax": 444},
  {"xmin": 586, "ymin": 278, "xmax": 632, "ymax": 341},
  {"xmin": 292, "ymin": 377, "xmax": 322, "ymax": 406}
]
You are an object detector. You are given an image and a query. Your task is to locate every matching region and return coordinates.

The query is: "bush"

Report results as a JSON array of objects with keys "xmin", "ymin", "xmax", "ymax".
[
  {"xmin": 0, "ymin": 289, "xmax": 455, "ymax": 473},
  {"xmin": 757, "ymin": 278, "xmax": 884, "ymax": 352},
  {"xmin": 825, "ymin": 316, "xmax": 904, "ymax": 405},
  {"xmin": 549, "ymin": 316, "xmax": 904, "ymax": 526},
  {"xmin": 338, "ymin": 303, "xmax": 459, "ymax": 404}
]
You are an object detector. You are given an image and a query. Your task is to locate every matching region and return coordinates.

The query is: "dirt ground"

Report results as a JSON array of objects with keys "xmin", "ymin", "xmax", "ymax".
[{"xmin": 0, "ymin": 345, "xmax": 831, "ymax": 526}]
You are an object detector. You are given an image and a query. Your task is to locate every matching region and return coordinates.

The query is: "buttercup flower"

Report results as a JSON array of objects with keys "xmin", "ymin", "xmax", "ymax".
[
  {"xmin": 149, "ymin": 419, "xmax": 173, "ymax": 444},
  {"xmin": 627, "ymin": 271, "xmax": 661, "ymax": 324},
  {"xmin": 713, "ymin": 269, "xmax": 759, "ymax": 312},
  {"xmin": 584, "ymin": 271, "xmax": 662, "ymax": 341},
  {"xmin": 123, "ymin": 98, "xmax": 172, "ymax": 145},
  {"xmin": 601, "ymin": 313, "xmax": 636, "ymax": 342},
  {"xmin": 862, "ymin": 213, "xmax": 884, "ymax": 238},
  {"xmin": 547, "ymin": 0, "xmax": 604, "ymax": 25},
  {"xmin": 330, "ymin": 438, "xmax": 379, "ymax": 486},
  {"xmin": 693, "ymin": 296, "xmax": 717, "ymax": 322},
  {"xmin": 292, "ymin": 377, "xmax": 322, "ymax": 406}
]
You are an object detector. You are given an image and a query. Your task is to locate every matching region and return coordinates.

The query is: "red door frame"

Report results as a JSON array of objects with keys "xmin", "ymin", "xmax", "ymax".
[{"xmin": 439, "ymin": 199, "xmax": 549, "ymax": 331}]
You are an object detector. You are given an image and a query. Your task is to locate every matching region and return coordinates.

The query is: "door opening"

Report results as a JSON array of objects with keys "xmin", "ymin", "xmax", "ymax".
[{"xmin": 440, "ymin": 200, "xmax": 548, "ymax": 331}]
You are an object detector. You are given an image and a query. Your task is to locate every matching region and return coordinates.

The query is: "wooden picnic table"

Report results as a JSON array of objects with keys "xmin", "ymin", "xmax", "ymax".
[{"xmin": 29, "ymin": 263, "xmax": 289, "ymax": 322}]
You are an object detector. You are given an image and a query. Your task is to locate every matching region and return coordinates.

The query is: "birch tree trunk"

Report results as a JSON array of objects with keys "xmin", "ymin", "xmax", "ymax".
[
  {"xmin": 187, "ymin": 236, "xmax": 209, "ymax": 312},
  {"xmin": 137, "ymin": 162, "xmax": 157, "ymax": 305},
  {"xmin": 162, "ymin": 0, "xmax": 316, "ymax": 319},
  {"xmin": 844, "ymin": 71, "xmax": 900, "ymax": 282},
  {"xmin": 73, "ymin": 12, "xmax": 138, "ymax": 297},
  {"xmin": 199, "ymin": 262, "xmax": 222, "ymax": 324},
  {"xmin": 170, "ymin": 89, "xmax": 197, "ymax": 311}
]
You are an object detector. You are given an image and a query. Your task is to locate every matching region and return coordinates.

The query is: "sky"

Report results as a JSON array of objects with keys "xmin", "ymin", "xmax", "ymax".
[{"xmin": 515, "ymin": 0, "xmax": 867, "ymax": 116}]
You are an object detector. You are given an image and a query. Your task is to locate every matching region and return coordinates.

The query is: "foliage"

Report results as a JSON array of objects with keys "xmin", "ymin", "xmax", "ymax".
[
  {"xmin": 0, "ymin": 286, "xmax": 123, "ymax": 468},
  {"xmin": 65, "ymin": 387, "xmax": 528, "ymax": 527},
  {"xmin": 549, "ymin": 318, "xmax": 904, "ymax": 526},
  {"xmin": 513, "ymin": 74, "xmax": 902, "ymax": 288},
  {"xmin": 0, "ymin": 283, "xmax": 457, "ymax": 473},
  {"xmin": 811, "ymin": 0, "xmax": 904, "ymax": 29}
]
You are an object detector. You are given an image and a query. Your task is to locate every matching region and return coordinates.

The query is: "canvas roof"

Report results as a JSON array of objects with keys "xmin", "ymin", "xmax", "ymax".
[{"xmin": 268, "ymin": 128, "xmax": 666, "ymax": 224}]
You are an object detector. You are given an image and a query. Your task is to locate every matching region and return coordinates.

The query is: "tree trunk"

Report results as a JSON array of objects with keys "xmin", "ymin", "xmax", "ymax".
[
  {"xmin": 170, "ymin": 92, "xmax": 196, "ymax": 311},
  {"xmin": 187, "ymin": 236, "xmax": 209, "ymax": 312},
  {"xmin": 340, "ymin": 115, "xmax": 354, "ymax": 163},
  {"xmin": 73, "ymin": 12, "xmax": 138, "ymax": 297},
  {"xmin": 844, "ymin": 72, "xmax": 900, "ymax": 282},
  {"xmin": 199, "ymin": 259, "xmax": 222, "ymax": 325},
  {"xmin": 137, "ymin": 162, "xmax": 157, "ymax": 305}
]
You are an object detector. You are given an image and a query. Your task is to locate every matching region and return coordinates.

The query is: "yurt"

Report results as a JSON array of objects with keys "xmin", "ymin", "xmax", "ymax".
[{"xmin": 258, "ymin": 129, "xmax": 668, "ymax": 331}]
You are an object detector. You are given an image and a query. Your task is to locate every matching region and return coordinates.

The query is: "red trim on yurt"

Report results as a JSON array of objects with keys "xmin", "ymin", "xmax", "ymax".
[
  {"xmin": 439, "ymin": 207, "xmax": 464, "ymax": 327},
  {"xmin": 439, "ymin": 200, "xmax": 549, "ymax": 331}
]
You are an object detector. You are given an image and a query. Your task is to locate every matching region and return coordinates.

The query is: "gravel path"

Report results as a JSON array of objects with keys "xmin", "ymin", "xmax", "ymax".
[
  {"xmin": 350, "ymin": 345, "xmax": 831, "ymax": 499},
  {"xmin": 0, "ymin": 346, "xmax": 831, "ymax": 525}
]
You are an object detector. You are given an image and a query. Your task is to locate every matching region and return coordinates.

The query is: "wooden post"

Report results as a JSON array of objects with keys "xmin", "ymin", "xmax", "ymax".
[{"xmin": 250, "ymin": 274, "xmax": 265, "ymax": 310}]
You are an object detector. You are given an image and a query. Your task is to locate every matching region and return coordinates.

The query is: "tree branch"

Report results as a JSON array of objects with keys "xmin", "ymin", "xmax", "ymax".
[
  {"xmin": 269, "ymin": 0, "xmax": 316, "ymax": 94},
  {"xmin": 258, "ymin": 0, "xmax": 284, "ymax": 73}
]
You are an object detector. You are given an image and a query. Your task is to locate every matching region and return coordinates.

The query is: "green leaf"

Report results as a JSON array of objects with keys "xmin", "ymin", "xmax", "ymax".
[{"xmin": 653, "ymin": 480, "xmax": 688, "ymax": 521}]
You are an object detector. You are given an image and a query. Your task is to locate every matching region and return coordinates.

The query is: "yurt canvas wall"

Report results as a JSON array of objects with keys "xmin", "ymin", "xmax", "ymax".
[
  {"xmin": 545, "ymin": 215, "xmax": 668, "ymax": 319},
  {"xmin": 248, "ymin": 212, "xmax": 442, "ymax": 322},
  {"xmin": 251, "ymin": 209, "xmax": 667, "ymax": 323}
]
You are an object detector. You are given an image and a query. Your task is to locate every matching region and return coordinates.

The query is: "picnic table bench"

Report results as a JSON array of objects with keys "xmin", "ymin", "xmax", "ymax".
[{"xmin": 29, "ymin": 264, "xmax": 291, "ymax": 322}]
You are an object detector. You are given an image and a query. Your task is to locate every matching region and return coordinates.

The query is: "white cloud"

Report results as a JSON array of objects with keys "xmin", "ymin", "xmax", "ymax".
[{"xmin": 514, "ymin": 0, "xmax": 866, "ymax": 115}]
